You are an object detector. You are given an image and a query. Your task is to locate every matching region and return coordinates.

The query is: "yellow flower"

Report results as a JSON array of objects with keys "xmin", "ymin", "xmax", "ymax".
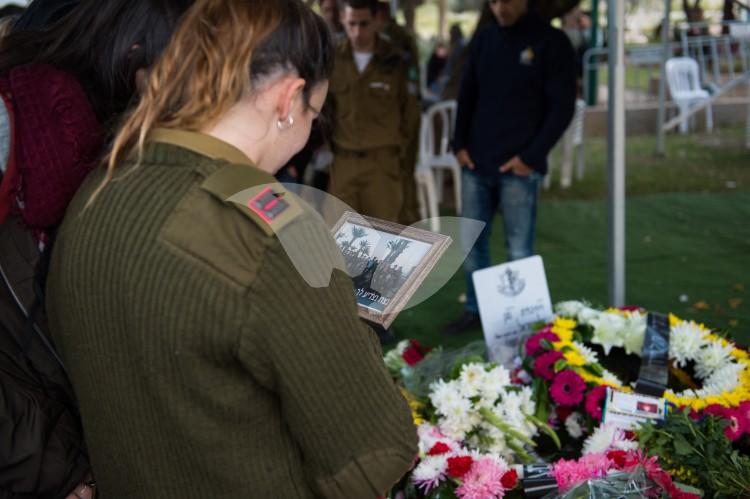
[
  {"xmin": 731, "ymin": 348, "xmax": 749, "ymax": 360},
  {"xmin": 552, "ymin": 327, "xmax": 574, "ymax": 343},
  {"xmin": 399, "ymin": 387, "xmax": 424, "ymax": 425},
  {"xmin": 554, "ymin": 317, "xmax": 577, "ymax": 330},
  {"xmin": 564, "ymin": 350, "xmax": 587, "ymax": 367},
  {"xmin": 552, "ymin": 340, "xmax": 574, "ymax": 351}
]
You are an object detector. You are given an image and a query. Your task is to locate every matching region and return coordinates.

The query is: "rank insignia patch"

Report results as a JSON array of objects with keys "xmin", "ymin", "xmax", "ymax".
[{"xmin": 248, "ymin": 187, "xmax": 289, "ymax": 222}]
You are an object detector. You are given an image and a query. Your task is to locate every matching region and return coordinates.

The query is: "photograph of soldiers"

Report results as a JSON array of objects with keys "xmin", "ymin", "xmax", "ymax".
[{"xmin": 334, "ymin": 222, "xmax": 431, "ymax": 312}]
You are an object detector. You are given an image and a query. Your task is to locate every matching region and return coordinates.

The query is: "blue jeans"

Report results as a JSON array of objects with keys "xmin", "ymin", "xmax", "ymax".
[{"xmin": 461, "ymin": 168, "xmax": 541, "ymax": 314}]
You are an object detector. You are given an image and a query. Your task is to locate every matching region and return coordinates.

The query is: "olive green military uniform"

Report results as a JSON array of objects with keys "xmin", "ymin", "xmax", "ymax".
[
  {"xmin": 329, "ymin": 36, "xmax": 420, "ymax": 222},
  {"xmin": 46, "ymin": 129, "xmax": 418, "ymax": 498},
  {"xmin": 380, "ymin": 18, "xmax": 422, "ymax": 225}
]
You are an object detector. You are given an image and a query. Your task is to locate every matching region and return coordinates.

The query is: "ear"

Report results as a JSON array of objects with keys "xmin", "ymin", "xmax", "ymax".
[{"xmin": 277, "ymin": 77, "xmax": 306, "ymax": 122}]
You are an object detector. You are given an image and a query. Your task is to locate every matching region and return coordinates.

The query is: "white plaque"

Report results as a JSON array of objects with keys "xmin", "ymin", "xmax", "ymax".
[
  {"xmin": 472, "ymin": 255, "xmax": 553, "ymax": 367},
  {"xmin": 602, "ymin": 388, "xmax": 667, "ymax": 430}
]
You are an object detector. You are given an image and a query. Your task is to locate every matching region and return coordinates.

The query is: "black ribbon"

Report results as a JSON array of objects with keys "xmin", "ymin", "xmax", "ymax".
[
  {"xmin": 522, "ymin": 464, "xmax": 558, "ymax": 498},
  {"xmin": 634, "ymin": 312, "xmax": 670, "ymax": 397}
]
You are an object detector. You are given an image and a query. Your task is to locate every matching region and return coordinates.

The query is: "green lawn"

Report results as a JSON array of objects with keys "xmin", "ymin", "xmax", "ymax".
[{"xmin": 391, "ymin": 129, "xmax": 750, "ymax": 349}]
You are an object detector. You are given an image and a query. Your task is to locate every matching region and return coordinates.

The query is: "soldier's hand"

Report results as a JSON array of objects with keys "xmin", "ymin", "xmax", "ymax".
[
  {"xmin": 455, "ymin": 149, "xmax": 475, "ymax": 170},
  {"xmin": 499, "ymin": 155, "xmax": 534, "ymax": 176}
]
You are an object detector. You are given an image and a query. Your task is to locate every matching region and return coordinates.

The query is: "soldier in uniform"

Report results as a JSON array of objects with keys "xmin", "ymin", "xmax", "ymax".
[
  {"xmin": 375, "ymin": 1, "xmax": 422, "ymax": 225},
  {"xmin": 44, "ymin": 1, "xmax": 417, "ymax": 497},
  {"xmin": 328, "ymin": 0, "xmax": 420, "ymax": 223}
]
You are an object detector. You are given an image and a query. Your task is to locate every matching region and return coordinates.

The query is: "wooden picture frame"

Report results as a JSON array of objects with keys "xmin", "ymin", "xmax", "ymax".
[{"xmin": 331, "ymin": 211, "xmax": 452, "ymax": 329}]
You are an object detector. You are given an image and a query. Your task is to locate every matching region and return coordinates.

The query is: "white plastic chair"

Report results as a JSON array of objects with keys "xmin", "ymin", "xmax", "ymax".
[
  {"xmin": 417, "ymin": 100, "xmax": 462, "ymax": 215},
  {"xmin": 665, "ymin": 57, "xmax": 713, "ymax": 134},
  {"xmin": 415, "ymin": 166, "xmax": 440, "ymax": 232},
  {"xmin": 545, "ymin": 98, "xmax": 586, "ymax": 189}
]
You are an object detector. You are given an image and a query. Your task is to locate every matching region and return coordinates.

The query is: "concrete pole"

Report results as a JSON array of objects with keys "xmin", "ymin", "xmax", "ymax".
[
  {"xmin": 608, "ymin": 0, "xmax": 626, "ymax": 307},
  {"xmin": 656, "ymin": 0, "xmax": 672, "ymax": 155}
]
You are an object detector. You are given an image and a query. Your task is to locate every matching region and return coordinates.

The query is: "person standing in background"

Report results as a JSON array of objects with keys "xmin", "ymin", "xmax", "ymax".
[
  {"xmin": 375, "ymin": 0, "xmax": 421, "ymax": 224},
  {"xmin": 328, "ymin": 0, "xmax": 420, "ymax": 222},
  {"xmin": 442, "ymin": 0, "xmax": 577, "ymax": 335}
]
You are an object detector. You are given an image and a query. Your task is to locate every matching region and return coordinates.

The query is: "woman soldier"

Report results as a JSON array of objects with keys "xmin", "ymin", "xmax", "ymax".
[{"xmin": 45, "ymin": 0, "xmax": 418, "ymax": 497}]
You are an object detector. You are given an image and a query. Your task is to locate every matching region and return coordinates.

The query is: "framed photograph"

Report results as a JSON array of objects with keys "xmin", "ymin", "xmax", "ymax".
[{"xmin": 331, "ymin": 212, "xmax": 452, "ymax": 329}]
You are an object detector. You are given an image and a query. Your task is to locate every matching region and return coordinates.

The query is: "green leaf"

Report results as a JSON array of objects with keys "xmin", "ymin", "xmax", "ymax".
[
  {"xmin": 553, "ymin": 359, "xmax": 568, "ymax": 372},
  {"xmin": 672, "ymin": 434, "xmax": 693, "ymax": 455}
]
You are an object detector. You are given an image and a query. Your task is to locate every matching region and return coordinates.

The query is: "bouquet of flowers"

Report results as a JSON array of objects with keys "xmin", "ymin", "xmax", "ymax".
[
  {"xmin": 384, "ymin": 343, "xmax": 558, "ymax": 498},
  {"xmin": 520, "ymin": 301, "xmax": 750, "ymax": 448}
]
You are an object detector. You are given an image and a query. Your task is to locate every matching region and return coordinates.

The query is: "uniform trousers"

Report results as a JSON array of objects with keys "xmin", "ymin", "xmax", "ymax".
[{"xmin": 330, "ymin": 148, "xmax": 403, "ymax": 222}]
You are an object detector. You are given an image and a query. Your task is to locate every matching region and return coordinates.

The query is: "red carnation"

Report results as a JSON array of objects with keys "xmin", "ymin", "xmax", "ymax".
[
  {"xmin": 607, "ymin": 450, "xmax": 628, "ymax": 469},
  {"xmin": 427, "ymin": 442, "xmax": 451, "ymax": 456},
  {"xmin": 402, "ymin": 340, "xmax": 430, "ymax": 366},
  {"xmin": 617, "ymin": 306, "xmax": 642, "ymax": 312},
  {"xmin": 446, "ymin": 455, "xmax": 474, "ymax": 478},
  {"xmin": 501, "ymin": 469, "xmax": 519, "ymax": 489},
  {"xmin": 555, "ymin": 406, "xmax": 574, "ymax": 423},
  {"xmin": 533, "ymin": 351, "xmax": 564, "ymax": 381}
]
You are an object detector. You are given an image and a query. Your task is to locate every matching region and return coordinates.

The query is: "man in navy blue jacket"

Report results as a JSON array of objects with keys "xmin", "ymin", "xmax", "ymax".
[{"xmin": 444, "ymin": 0, "xmax": 576, "ymax": 335}]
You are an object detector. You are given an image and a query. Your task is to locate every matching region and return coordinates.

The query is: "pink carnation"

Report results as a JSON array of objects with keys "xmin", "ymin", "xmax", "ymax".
[
  {"xmin": 533, "ymin": 351, "xmax": 564, "ymax": 381},
  {"xmin": 525, "ymin": 331, "xmax": 560, "ymax": 357},
  {"xmin": 550, "ymin": 370, "xmax": 586, "ymax": 407},
  {"xmin": 585, "ymin": 385, "xmax": 608, "ymax": 421},
  {"xmin": 552, "ymin": 453, "xmax": 611, "ymax": 492},
  {"xmin": 455, "ymin": 457, "xmax": 508, "ymax": 499}
]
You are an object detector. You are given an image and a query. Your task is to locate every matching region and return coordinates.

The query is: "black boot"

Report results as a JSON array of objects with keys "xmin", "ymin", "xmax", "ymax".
[{"xmin": 442, "ymin": 312, "xmax": 481, "ymax": 336}]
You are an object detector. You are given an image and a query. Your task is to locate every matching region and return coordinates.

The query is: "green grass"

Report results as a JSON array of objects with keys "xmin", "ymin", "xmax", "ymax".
[{"xmin": 391, "ymin": 129, "xmax": 750, "ymax": 350}]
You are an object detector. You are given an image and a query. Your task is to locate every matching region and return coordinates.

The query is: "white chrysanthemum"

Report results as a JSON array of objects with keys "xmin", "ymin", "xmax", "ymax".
[
  {"xmin": 440, "ymin": 414, "xmax": 476, "ymax": 441},
  {"xmin": 696, "ymin": 362, "xmax": 744, "ymax": 396},
  {"xmin": 573, "ymin": 341, "xmax": 599, "ymax": 364},
  {"xmin": 412, "ymin": 455, "xmax": 448, "ymax": 488},
  {"xmin": 582, "ymin": 424, "xmax": 617, "ymax": 455},
  {"xmin": 481, "ymin": 365, "xmax": 511, "ymax": 397},
  {"xmin": 441, "ymin": 397, "xmax": 473, "ymax": 422},
  {"xmin": 499, "ymin": 392, "xmax": 522, "ymax": 416},
  {"xmin": 669, "ymin": 321, "xmax": 707, "ymax": 367},
  {"xmin": 622, "ymin": 312, "xmax": 647, "ymax": 355},
  {"xmin": 429, "ymin": 380, "xmax": 464, "ymax": 416},
  {"xmin": 517, "ymin": 386, "xmax": 537, "ymax": 416},
  {"xmin": 577, "ymin": 306, "xmax": 602, "ymax": 326},
  {"xmin": 590, "ymin": 312, "xmax": 627, "ymax": 354},
  {"xmin": 565, "ymin": 412, "xmax": 585, "ymax": 438},
  {"xmin": 695, "ymin": 341, "xmax": 734, "ymax": 379},
  {"xmin": 555, "ymin": 300, "xmax": 586, "ymax": 318},
  {"xmin": 458, "ymin": 363, "xmax": 487, "ymax": 398}
]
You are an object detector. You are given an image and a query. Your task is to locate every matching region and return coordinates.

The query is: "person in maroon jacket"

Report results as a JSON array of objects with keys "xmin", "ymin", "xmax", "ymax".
[{"xmin": 0, "ymin": 1, "xmax": 193, "ymax": 497}]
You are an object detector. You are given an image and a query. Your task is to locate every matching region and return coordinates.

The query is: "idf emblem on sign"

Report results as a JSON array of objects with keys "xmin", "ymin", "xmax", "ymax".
[{"xmin": 497, "ymin": 267, "xmax": 525, "ymax": 297}]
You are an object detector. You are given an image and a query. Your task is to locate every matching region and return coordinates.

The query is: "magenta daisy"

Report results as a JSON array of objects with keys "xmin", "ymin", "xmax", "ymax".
[
  {"xmin": 550, "ymin": 370, "xmax": 586, "ymax": 407},
  {"xmin": 533, "ymin": 351, "xmax": 564, "ymax": 381},
  {"xmin": 525, "ymin": 331, "xmax": 560, "ymax": 357},
  {"xmin": 721, "ymin": 407, "xmax": 747, "ymax": 441},
  {"xmin": 585, "ymin": 385, "xmax": 608, "ymax": 421}
]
